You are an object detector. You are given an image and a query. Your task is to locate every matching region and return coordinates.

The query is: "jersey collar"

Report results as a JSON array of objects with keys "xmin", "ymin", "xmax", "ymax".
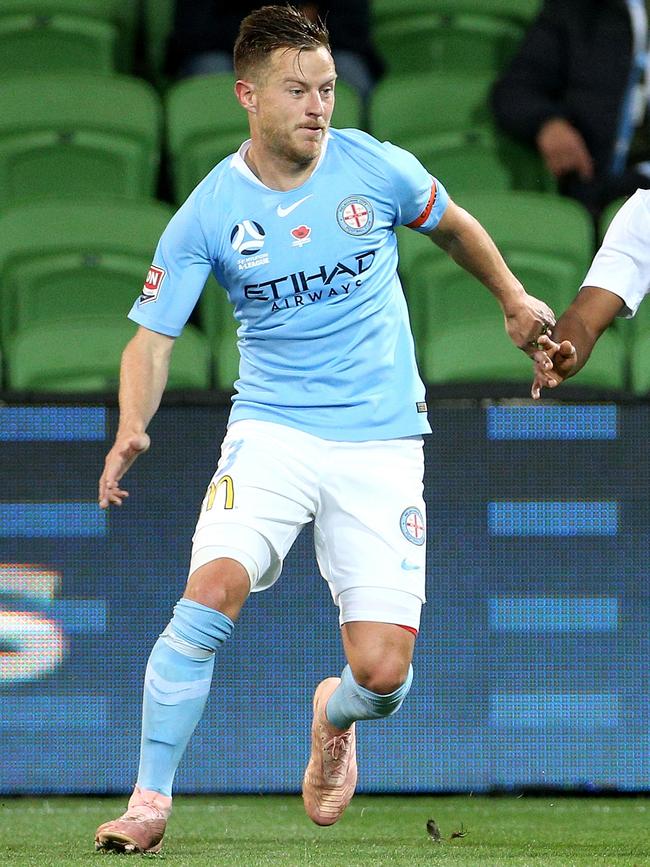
[{"xmin": 231, "ymin": 133, "xmax": 330, "ymax": 189}]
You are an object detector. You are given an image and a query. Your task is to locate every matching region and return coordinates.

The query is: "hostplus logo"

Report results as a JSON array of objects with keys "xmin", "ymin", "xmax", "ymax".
[{"xmin": 244, "ymin": 250, "xmax": 376, "ymax": 313}]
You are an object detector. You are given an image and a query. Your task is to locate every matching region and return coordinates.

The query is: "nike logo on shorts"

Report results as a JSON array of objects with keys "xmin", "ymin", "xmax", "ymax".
[
  {"xmin": 276, "ymin": 195, "xmax": 313, "ymax": 217},
  {"xmin": 401, "ymin": 558, "xmax": 421, "ymax": 571}
]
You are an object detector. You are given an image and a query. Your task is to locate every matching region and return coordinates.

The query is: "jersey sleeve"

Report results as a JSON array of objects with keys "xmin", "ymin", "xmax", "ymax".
[
  {"xmin": 128, "ymin": 190, "xmax": 213, "ymax": 337},
  {"xmin": 581, "ymin": 190, "xmax": 650, "ymax": 318},
  {"xmin": 379, "ymin": 140, "xmax": 449, "ymax": 233}
]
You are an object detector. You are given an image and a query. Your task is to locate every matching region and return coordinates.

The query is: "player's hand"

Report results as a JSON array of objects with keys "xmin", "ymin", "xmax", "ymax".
[
  {"xmin": 98, "ymin": 432, "xmax": 150, "ymax": 509},
  {"xmin": 503, "ymin": 292, "xmax": 556, "ymax": 357},
  {"xmin": 530, "ymin": 334, "xmax": 578, "ymax": 398}
]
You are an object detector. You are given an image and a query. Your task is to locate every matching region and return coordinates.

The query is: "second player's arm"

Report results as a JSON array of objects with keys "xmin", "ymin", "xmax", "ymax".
[
  {"xmin": 98, "ymin": 326, "xmax": 175, "ymax": 508},
  {"xmin": 427, "ymin": 199, "xmax": 555, "ymax": 353},
  {"xmin": 531, "ymin": 285, "xmax": 624, "ymax": 397}
]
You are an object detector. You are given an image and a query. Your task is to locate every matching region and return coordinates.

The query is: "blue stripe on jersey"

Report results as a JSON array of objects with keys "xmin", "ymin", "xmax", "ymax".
[{"xmin": 129, "ymin": 129, "xmax": 449, "ymax": 440}]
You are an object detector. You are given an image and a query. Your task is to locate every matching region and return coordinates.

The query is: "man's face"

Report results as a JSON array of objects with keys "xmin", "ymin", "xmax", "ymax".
[{"xmin": 252, "ymin": 46, "xmax": 336, "ymax": 167}]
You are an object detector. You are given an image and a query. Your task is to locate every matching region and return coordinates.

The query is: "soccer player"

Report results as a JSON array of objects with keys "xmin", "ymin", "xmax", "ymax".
[
  {"xmin": 531, "ymin": 189, "xmax": 650, "ymax": 398},
  {"xmin": 94, "ymin": 4, "xmax": 555, "ymax": 854}
]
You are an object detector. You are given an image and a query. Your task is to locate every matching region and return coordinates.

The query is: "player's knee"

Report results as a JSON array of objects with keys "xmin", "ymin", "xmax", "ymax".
[
  {"xmin": 351, "ymin": 663, "xmax": 414, "ymax": 719},
  {"xmin": 161, "ymin": 597, "xmax": 234, "ymax": 658},
  {"xmin": 185, "ymin": 557, "xmax": 250, "ymax": 621},
  {"xmin": 352, "ymin": 658, "xmax": 412, "ymax": 696}
]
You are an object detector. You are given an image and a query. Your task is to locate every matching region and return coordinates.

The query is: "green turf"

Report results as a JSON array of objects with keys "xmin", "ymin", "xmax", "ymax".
[{"xmin": 2, "ymin": 794, "xmax": 650, "ymax": 866}]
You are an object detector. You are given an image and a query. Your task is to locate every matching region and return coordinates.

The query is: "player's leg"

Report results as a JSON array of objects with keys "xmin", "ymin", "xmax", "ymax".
[
  {"xmin": 302, "ymin": 435, "xmax": 425, "ymax": 826},
  {"xmin": 95, "ymin": 421, "xmax": 316, "ymax": 853},
  {"xmin": 301, "ymin": 597, "xmax": 420, "ymax": 826},
  {"xmin": 94, "ymin": 557, "xmax": 249, "ymax": 854}
]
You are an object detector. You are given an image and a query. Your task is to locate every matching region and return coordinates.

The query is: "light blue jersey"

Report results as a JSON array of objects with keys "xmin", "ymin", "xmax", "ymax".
[{"xmin": 129, "ymin": 128, "xmax": 449, "ymax": 441}]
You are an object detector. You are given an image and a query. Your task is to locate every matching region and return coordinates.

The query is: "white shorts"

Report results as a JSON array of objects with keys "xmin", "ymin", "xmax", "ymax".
[{"xmin": 189, "ymin": 420, "xmax": 426, "ymax": 629}]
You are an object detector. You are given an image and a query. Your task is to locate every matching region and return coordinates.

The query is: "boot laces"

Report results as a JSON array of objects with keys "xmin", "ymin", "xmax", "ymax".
[
  {"xmin": 123, "ymin": 803, "xmax": 165, "ymax": 823},
  {"xmin": 324, "ymin": 731, "xmax": 352, "ymax": 774}
]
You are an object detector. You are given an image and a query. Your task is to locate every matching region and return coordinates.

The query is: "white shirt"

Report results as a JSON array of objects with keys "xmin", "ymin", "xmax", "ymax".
[{"xmin": 582, "ymin": 189, "xmax": 650, "ymax": 317}]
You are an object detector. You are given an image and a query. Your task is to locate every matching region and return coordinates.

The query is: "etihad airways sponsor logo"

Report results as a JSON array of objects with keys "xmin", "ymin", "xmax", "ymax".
[{"xmin": 244, "ymin": 250, "xmax": 375, "ymax": 312}]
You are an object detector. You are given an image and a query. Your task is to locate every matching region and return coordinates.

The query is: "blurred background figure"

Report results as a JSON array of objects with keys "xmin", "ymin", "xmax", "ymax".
[
  {"xmin": 165, "ymin": 0, "xmax": 384, "ymax": 104},
  {"xmin": 491, "ymin": 0, "xmax": 650, "ymax": 220}
]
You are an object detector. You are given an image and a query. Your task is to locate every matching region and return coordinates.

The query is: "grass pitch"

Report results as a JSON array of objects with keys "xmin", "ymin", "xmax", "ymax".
[{"xmin": 2, "ymin": 793, "xmax": 650, "ymax": 866}]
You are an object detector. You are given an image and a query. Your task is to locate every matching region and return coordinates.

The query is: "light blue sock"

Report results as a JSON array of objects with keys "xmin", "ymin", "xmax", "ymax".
[
  {"xmin": 325, "ymin": 663, "xmax": 414, "ymax": 730},
  {"xmin": 136, "ymin": 598, "xmax": 234, "ymax": 797}
]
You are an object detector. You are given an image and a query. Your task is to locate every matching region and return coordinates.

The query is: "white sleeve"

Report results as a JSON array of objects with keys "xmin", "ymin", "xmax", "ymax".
[{"xmin": 581, "ymin": 190, "xmax": 650, "ymax": 318}]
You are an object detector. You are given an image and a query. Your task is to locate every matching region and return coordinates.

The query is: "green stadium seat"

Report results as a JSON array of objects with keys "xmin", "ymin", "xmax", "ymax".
[
  {"xmin": 372, "ymin": 0, "xmax": 541, "ymax": 28},
  {"xmin": 453, "ymin": 191, "xmax": 595, "ymax": 283},
  {"xmin": 415, "ymin": 254, "xmax": 626, "ymax": 389},
  {"xmin": 166, "ymin": 74, "xmax": 363, "ymax": 203},
  {"xmin": 402, "ymin": 191, "xmax": 594, "ymax": 322},
  {"xmin": 369, "ymin": 72, "xmax": 494, "ymax": 144},
  {"xmin": 0, "ymin": 0, "xmax": 136, "ymax": 71},
  {"xmin": 629, "ymin": 329, "xmax": 650, "ymax": 395},
  {"xmin": 598, "ymin": 196, "xmax": 629, "ymax": 241},
  {"xmin": 165, "ymin": 73, "xmax": 243, "ymax": 202},
  {"xmin": 5, "ymin": 316, "xmax": 212, "ymax": 393},
  {"xmin": 373, "ymin": 13, "xmax": 524, "ymax": 76},
  {"xmin": 430, "ymin": 0, "xmax": 542, "ymax": 27},
  {"xmin": 143, "ymin": 0, "xmax": 174, "ymax": 86},
  {"xmin": 0, "ymin": 14, "xmax": 117, "ymax": 75},
  {"xmin": 397, "ymin": 191, "xmax": 601, "ymax": 385},
  {"xmin": 0, "ymin": 198, "xmax": 174, "ymax": 345},
  {"xmin": 421, "ymin": 312, "xmax": 626, "ymax": 389},
  {"xmin": 404, "ymin": 127, "xmax": 554, "ymax": 194},
  {"xmin": 331, "ymin": 81, "xmax": 364, "ymax": 130},
  {"xmin": 0, "ymin": 73, "xmax": 161, "ymax": 206}
]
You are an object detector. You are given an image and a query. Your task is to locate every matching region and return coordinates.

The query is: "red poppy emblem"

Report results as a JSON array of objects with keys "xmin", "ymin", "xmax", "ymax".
[{"xmin": 291, "ymin": 225, "xmax": 311, "ymax": 240}]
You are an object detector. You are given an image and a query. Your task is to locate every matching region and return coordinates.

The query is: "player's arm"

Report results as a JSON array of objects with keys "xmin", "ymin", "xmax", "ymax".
[
  {"xmin": 426, "ymin": 199, "xmax": 555, "ymax": 355},
  {"xmin": 98, "ymin": 326, "xmax": 175, "ymax": 509},
  {"xmin": 531, "ymin": 285, "xmax": 624, "ymax": 398}
]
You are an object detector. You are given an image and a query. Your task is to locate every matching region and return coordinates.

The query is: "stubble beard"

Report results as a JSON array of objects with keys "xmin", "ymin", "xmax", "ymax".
[{"xmin": 266, "ymin": 122, "xmax": 324, "ymax": 170}]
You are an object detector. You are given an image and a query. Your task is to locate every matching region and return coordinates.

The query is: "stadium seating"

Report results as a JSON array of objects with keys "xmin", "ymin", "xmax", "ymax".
[
  {"xmin": 0, "ymin": 13, "xmax": 117, "ymax": 75},
  {"xmin": 165, "ymin": 73, "xmax": 244, "ymax": 202},
  {"xmin": 0, "ymin": 73, "xmax": 162, "ymax": 206},
  {"xmin": 0, "ymin": 198, "xmax": 174, "ymax": 346},
  {"xmin": 396, "ymin": 191, "xmax": 627, "ymax": 388},
  {"xmin": 415, "ymin": 253, "xmax": 627, "ymax": 389},
  {"xmin": 629, "ymin": 328, "xmax": 650, "ymax": 395},
  {"xmin": 454, "ymin": 190, "xmax": 595, "ymax": 280},
  {"xmin": 5, "ymin": 316, "xmax": 212, "ymax": 393},
  {"xmin": 0, "ymin": 0, "xmax": 136, "ymax": 71},
  {"xmin": 142, "ymin": 0, "xmax": 174, "ymax": 86},
  {"xmin": 166, "ymin": 74, "xmax": 363, "ymax": 203},
  {"xmin": 403, "ymin": 190, "xmax": 595, "ymax": 320},
  {"xmin": 430, "ymin": 0, "xmax": 542, "ymax": 26},
  {"xmin": 402, "ymin": 127, "xmax": 554, "ymax": 195},
  {"xmin": 372, "ymin": 13, "xmax": 524, "ymax": 76},
  {"xmin": 599, "ymin": 196, "xmax": 629, "ymax": 240},
  {"xmin": 372, "ymin": 0, "xmax": 541, "ymax": 28},
  {"xmin": 369, "ymin": 72, "xmax": 494, "ymax": 145}
]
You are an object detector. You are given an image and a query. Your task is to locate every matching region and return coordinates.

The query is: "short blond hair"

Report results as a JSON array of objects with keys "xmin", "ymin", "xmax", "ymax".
[{"xmin": 234, "ymin": 5, "xmax": 331, "ymax": 80}]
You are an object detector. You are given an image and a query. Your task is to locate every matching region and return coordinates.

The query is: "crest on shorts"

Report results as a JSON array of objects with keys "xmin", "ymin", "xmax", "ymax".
[
  {"xmin": 400, "ymin": 507, "xmax": 425, "ymax": 546},
  {"xmin": 336, "ymin": 196, "xmax": 374, "ymax": 235}
]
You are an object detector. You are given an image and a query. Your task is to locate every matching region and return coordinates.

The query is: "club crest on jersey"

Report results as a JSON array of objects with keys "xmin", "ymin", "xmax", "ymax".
[
  {"xmin": 140, "ymin": 265, "xmax": 166, "ymax": 304},
  {"xmin": 336, "ymin": 196, "xmax": 374, "ymax": 235},
  {"xmin": 291, "ymin": 225, "xmax": 311, "ymax": 247},
  {"xmin": 400, "ymin": 507, "xmax": 425, "ymax": 546}
]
